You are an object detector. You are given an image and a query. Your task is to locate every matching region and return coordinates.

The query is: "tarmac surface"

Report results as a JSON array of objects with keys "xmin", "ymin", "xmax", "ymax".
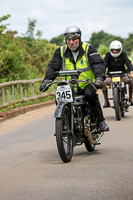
[{"xmin": 0, "ymin": 96, "xmax": 133, "ymax": 200}]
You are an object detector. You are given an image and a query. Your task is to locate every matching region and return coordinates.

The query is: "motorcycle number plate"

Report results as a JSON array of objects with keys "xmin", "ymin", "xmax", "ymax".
[
  {"xmin": 56, "ymin": 85, "xmax": 73, "ymax": 103},
  {"xmin": 112, "ymin": 77, "xmax": 120, "ymax": 82}
]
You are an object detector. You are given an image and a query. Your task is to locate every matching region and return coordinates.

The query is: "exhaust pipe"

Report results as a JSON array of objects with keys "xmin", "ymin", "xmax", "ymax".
[
  {"xmin": 85, "ymin": 128, "xmax": 95, "ymax": 144},
  {"xmin": 85, "ymin": 128, "xmax": 104, "ymax": 144}
]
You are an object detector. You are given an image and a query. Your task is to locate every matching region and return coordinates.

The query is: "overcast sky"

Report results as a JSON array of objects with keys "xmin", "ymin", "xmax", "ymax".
[{"xmin": 1, "ymin": 0, "xmax": 133, "ymax": 41}]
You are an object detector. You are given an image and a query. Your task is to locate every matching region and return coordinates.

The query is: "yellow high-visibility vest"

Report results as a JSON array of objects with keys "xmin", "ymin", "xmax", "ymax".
[{"xmin": 60, "ymin": 42, "xmax": 95, "ymax": 89}]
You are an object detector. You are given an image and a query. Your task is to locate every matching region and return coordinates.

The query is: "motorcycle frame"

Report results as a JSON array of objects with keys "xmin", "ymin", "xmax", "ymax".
[
  {"xmin": 43, "ymin": 70, "xmax": 104, "ymax": 144},
  {"xmin": 54, "ymin": 83, "xmax": 85, "ymax": 137}
]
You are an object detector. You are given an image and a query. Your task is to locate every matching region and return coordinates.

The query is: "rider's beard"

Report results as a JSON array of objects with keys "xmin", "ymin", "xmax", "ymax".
[{"xmin": 68, "ymin": 43, "xmax": 79, "ymax": 52}]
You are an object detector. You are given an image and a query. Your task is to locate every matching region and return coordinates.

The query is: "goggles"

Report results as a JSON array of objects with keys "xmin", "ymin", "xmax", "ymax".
[{"xmin": 64, "ymin": 32, "xmax": 81, "ymax": 39}]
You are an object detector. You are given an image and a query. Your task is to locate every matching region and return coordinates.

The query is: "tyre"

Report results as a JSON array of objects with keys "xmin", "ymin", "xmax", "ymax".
[
  {"xmin": 113, "ymin": 87, "xmax": 121, "ymax": 120},
  {"xmin": 121, "ymin": 111, "xmax": 124, "ymax": 117},
  {"xmin": 84, "ymin": 116, "xmax": 95, "ymax": 152},
  {"xmin": 121, "ymin": 88, "xmax": 125, "ymax": 117},
  {"xmin": 121, "ymin": 103, "xmax": 125, "ymax": 117},
  {"xmin": 56, "ymin": 105, "xmax": 73, "ymax": 163},
  {"xmin": 84, "ymin": 139, "xmax": 95, "ymax": 152}
]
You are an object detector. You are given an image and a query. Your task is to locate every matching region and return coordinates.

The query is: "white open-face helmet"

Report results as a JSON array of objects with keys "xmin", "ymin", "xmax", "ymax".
[{"xmin": 109, "ymin": 40, "xmax": 122, "ymax": 57}]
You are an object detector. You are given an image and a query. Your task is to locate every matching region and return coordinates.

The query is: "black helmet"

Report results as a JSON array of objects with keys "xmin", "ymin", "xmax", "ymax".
[{"xmin": 64, "ymin": 25, "xmax": 81, "ymax": 39}]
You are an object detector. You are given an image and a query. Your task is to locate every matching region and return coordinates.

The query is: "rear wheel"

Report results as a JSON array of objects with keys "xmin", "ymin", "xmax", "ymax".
[
  {"xmin": 84, "ymin": 140, "xmax": 95, "ymax": 152},
  {"xmin": 84, "ymin": 116, "xmax": 95, "ymax": 152},
  {"xmin": 113, "ymin": 87, "xmax": 121, "ymax": 120},
  {"xmin": 56, "ymin": 105, "xmax": 73, "ymax": 163},
  {"xmin": 121, "ymin": 106, "xmax": 125, "ymax": 117}
]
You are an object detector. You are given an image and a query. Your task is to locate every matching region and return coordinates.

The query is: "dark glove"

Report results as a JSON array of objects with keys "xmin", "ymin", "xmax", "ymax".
[
  {"xmin": 39, "ymin": 80, "xmax": 50, "ymax": 92},
  {"xmin": 95, "ymin": 78, "xmax": 104, "ymax": 89}
]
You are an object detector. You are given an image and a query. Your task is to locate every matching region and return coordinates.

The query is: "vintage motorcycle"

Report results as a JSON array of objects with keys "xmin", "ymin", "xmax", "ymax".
[
  {"xmin": 42, "ymin": 70, "xmax": 104, "ymax": 163},
  {"xmin": 108, "ymin": 71, "xmax": 130, "ymax": 121}
]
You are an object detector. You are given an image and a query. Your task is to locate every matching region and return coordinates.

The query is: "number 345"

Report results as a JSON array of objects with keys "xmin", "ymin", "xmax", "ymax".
[{"xmin": 56, "ymin": 90, "xmax": 71, "ymax": 99}]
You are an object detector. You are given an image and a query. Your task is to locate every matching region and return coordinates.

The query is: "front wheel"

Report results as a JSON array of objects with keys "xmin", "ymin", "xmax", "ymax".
[
  {"xmin": 113, "ymin": 87, "xmax": 121, "ymax": 121},
  {"xmin": 56, "ymin": 105, "xmax": 73, "ymax": 163}
]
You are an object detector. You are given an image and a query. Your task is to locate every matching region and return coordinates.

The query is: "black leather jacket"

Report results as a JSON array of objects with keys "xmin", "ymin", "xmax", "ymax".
[
  {"xmin": 104, "ymin": 51, "xmax": 133, "ymax": 75},
  {"xmin": 43, "ymin": 42, "xmax": 105, "ymax": 81}
]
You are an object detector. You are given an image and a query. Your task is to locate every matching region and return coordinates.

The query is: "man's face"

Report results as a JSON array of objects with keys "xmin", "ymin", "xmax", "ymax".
[
  {"xmin": 67, "ymin": 38, "xmax": 79, "ymax": 52},
  {"xmin": 112, "ymin": 49, "xmax": 120, "ymax": 54}
]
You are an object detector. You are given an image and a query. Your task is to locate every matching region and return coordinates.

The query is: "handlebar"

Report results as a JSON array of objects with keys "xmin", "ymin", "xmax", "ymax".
[
  {"xmin": 108, "ymin": 71, "xmax": 127, "ymax": 77},
  {"xmin": 42, "ymin": 77, "xmax": 97, "ymax": 92},
  {"xmin": 108, "ymin": 71, "xmax": 124, "ymax": 75},
  {"xmin": 57, "ymin": 70, "xmax": 81, "ymax": 77}
]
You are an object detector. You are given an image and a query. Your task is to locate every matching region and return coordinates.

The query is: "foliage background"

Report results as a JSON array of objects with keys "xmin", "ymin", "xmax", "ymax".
[
  {"xmin": 0, "ymin": 14, "xmax": 133, "ymax": 83},
  {"xmin": 0, "ymin": 15, "xmax": 57, "ymax": 83}
]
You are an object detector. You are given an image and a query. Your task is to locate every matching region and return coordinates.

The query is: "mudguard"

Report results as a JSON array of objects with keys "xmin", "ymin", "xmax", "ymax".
[{"xmin": 54, "ymin": 103, "xmax": 66, "ymax": 118}]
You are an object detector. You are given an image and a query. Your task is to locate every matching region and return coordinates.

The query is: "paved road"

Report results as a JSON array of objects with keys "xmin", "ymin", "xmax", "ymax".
[{"xmin": 0, "ymin": 99, "xmax": 133, "ymax": 200}]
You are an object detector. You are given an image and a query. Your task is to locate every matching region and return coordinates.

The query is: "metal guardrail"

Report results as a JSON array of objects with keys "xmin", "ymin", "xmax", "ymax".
[{"xmin": 0, "ymin": 78, "xmax": 56, "ymax": 109}]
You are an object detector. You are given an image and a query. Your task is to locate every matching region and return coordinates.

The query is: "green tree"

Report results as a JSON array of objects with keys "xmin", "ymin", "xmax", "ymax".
[
  {"xmin": 0, "ymin": 15, "xmax": 57, "ymax": 82},
  {"xmin": 98, "ymin": 44, "xmax": 109, "ymax": 57},
  {"xmin": 25, "ymin": 18, "xmax": 37, "ymax": 39},
  {"xmin": 50, "ymin": 34, "xmax": 65, "ymax": 46},
  {"xmin": 123, "ymin": 32, "xmax": 133, "ymax": 55},
  {"xmin": 0, "ymin": 31, "xmax": 26, "ymax": 81},
  {"xmin": 0, "ymin": 14, "xmax": 11, "ymax": 34},
  {"xmin": 89, "ymin": 31, "xmax": 108, "ymax": 48},
  {"xmin": 36, "ymin": 30, "xmax": 43, "ymax": 39},
  {"xmin": 89, "ymin": 30, "xmax": 123, "ymax": 49}
]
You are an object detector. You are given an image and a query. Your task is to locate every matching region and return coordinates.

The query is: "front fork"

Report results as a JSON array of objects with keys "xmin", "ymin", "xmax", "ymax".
[
  {"xmin": 112, "ymin": 83, "xmax": 122, "ymax": 103},
  {"xmin": 54, "ymin": 102, "xmax": 75, "ymax": 134},
  {"xmin": 112, "ymin": 83, "xmax": 129, "ymax": 111},
  {"xmin": 70, "ymin": 103, "xmax": 75, "ymax": 134}
]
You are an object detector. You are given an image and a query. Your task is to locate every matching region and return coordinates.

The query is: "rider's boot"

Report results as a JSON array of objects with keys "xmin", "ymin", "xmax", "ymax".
[
  {"xmin": 102, "ymin": 90, "xmax": 110, "ymax": 108},
  {"xmin": 129, "ymin": 89, "xmax": 133, "ymax": 106},
  {"xmin": 91, "ymin": 101, "xmax": 109, "ymax": 132}
]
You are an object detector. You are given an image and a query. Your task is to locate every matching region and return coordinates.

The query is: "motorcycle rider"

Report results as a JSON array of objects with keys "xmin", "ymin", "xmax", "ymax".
[
  {"xmin": 39, "ymin": 25, "xmax": 109, "ymax": 132},
  {"xmin": 102, "ymin": 40, "xmax": 133, "ymax": 107}
]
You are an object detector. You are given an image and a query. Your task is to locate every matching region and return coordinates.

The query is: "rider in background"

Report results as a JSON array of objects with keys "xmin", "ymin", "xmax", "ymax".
[
  {"xmin": 39, "ymin": 25, "xmax": 109, "ymax": 132},
  {"xmin": 102, "ymin": 40, "xmax": 133, "ymax": 107}
]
